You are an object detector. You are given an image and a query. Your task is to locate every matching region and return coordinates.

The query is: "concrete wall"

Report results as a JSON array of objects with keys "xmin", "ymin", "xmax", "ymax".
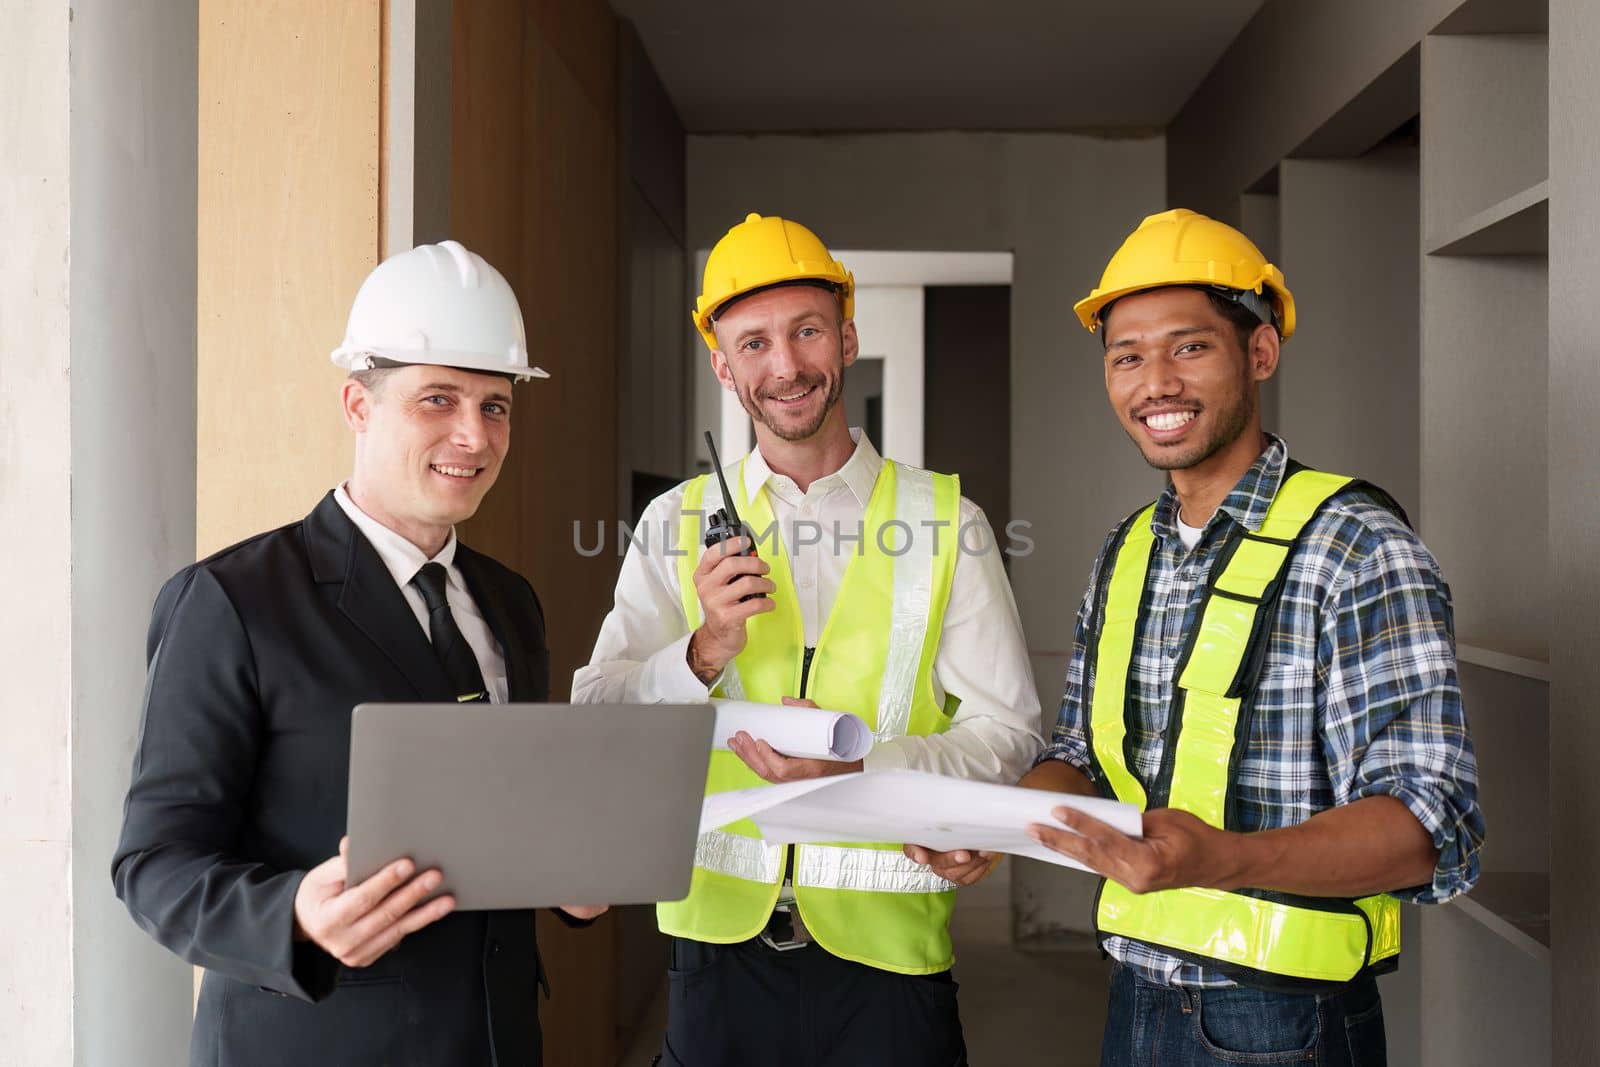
[
  {"xmin": 2, "ymin": 2, "xmax": 197, "ymax": 1062},
  {"xmin": 1548, "ymin": 2, "xmax": 1600, "ymax": 1060},
  {"xmin": 688, "ymin": 130, "xmax": 1167, "ymax": 940}
]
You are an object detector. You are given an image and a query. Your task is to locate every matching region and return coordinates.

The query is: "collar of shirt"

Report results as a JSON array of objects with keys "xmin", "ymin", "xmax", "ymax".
[
  {"xmin": 332, "ymin": 483, "xmax": 463, "ymax": 593},
  {"xmin": 1149, "ymin": 433, "xmax": 1290, "ymax": 546},
  {"xmin": 741, "ymin": 427, "xmax": 882, "ymax": 509}
]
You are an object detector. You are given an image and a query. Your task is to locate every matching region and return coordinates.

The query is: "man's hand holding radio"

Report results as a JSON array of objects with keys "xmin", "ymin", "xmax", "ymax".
[{"xmin": 687, "ymin": 536, "xmax": 776, "ymax": 683}]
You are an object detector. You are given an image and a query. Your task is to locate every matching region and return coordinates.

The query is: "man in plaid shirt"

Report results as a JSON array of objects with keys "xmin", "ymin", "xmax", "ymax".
[{"xmin": 914, "ymin": 211, "xmax": 1483, "ymax": 1065}]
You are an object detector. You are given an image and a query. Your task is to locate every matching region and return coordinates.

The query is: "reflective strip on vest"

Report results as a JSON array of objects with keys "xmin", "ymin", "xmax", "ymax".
[
  {"xmin": 691, "ymin": 833, "xmax": 955, "ymax": 895},
  {"xmin": 795, "ymin": 844, "xmax": 959, "ymax": 894},
  {"xmin": 876, "ymin": 468, "xmax": 936, "ymax": 741},
  {"xmin": 1088, "ymin": 468, "xmax": 1403, "ymax": 988},
  {"xmin": 1088, "ymin": 504, "xmax": 1157, "ymax": 810},
  {"xmin": 694, "ymin": 829, "xmax": 784, "ymax": 883}
]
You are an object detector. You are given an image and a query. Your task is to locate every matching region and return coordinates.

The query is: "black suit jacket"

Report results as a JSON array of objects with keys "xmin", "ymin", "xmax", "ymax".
[{"xmin": 114, "ymin": 492, "xmax": 555, "ymax": 1066}]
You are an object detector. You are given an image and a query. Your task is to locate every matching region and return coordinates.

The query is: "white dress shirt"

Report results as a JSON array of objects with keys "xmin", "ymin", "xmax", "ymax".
[
  {"xmin": 572, "ymin": 432, "xmax": 1043, "ymax": 781},
  {"xmin": 334, "ymin": 484, "xmax": 509, "ymax": 704}
]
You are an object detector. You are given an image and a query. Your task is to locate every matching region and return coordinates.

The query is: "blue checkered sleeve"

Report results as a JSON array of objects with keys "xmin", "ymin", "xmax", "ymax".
[{"xmin": 1316, "ymin": 507, "xmax": 1484, "ymax": 904}]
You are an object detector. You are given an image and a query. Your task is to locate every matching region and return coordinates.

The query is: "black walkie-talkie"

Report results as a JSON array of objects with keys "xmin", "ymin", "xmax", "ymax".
[{"xmin": 703, "ymin": 430, "xmax": 766, "ymax": 601}]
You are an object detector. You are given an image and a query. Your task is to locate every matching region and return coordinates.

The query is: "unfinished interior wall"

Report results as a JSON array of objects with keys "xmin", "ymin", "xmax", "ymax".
[
  {"xmin": 1278, "ymin": 147, "xmax": 1420, "ymax": 511},
  {"xmin": 1168, "ymin": 0, "xmax": 1461, "ymax": 218},
  {"xmin": 689, "ymin": 130, "xmax": 1167, "ymax": 942}
]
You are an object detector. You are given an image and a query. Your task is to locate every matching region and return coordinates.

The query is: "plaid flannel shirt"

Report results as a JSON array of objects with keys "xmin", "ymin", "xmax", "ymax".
[{"xmin": 1039, "ymin": 435, "xmax": 1484, "ymax": 988}]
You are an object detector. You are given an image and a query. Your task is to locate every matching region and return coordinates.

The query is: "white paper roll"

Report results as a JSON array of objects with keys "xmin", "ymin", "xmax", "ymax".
[{"xmin": 710, "ymin": 699, "xmax": 873, "ymax": 762}]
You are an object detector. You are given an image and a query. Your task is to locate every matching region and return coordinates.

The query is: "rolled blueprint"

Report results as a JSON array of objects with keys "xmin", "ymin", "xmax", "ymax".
[{"xmin": 710, "ymin": 698, "xmax": 873, "ymax": 762}]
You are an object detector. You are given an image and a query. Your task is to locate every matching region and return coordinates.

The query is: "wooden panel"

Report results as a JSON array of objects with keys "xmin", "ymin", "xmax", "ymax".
[
  {"xmin": 197, "ymin": 0, "xmax": 380, "ymax": 555},
  {"xmin": 451, "ymin": 1, "xmax": 621, "ymax": 1062},
  {"xmin": 529, "ymin": 0, "xmax": 618, "ymax": 122}
]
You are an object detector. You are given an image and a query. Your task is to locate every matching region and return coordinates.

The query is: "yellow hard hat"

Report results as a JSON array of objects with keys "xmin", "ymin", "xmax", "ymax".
[
  {"xmin": 693, "ymin": 213, "xmax": 855, "ymax": 351},
  {"xmin": 1074, "ymin": 208, "xmax": 1296, "ymax": 340}
]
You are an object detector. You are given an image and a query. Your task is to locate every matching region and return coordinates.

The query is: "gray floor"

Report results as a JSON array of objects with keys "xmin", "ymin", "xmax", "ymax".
[{"xmin": 619, "ymin": 861, "xmax": 1111, "ymax": 1066}]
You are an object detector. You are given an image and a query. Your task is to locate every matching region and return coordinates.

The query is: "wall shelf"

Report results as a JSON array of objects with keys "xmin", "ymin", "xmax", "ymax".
[
  {"xmin": 1434, "ymin": 0, "xmax": 1549, "ymax": 35},
  {"xmin": 1426, "ymin": 181, "xmax": 1548, "ymax": 256},
  {"xmin": 1458, "ymin": 642, "xmax": 1551, "ymax": 681},
  {"xmin": 1451, "ymin": 871, "xmax": 1550, "ymax": 960}
]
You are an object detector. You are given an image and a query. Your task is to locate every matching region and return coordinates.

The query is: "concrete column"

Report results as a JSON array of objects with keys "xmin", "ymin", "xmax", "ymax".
[{"xmin": 2, "ymin": 1, "xmax": 198, "ymax": 1062}]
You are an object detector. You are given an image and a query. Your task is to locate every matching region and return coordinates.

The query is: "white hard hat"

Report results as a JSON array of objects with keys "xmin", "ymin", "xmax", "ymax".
[{"xmin": 330, "ymin": 240, "xmax": 550, "ymax": 381}]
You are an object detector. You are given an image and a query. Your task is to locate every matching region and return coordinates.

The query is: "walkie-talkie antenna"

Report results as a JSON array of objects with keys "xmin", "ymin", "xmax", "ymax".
[{"xmin": 703, "ymin": 430, "xmax": 744, "ymax": 529}]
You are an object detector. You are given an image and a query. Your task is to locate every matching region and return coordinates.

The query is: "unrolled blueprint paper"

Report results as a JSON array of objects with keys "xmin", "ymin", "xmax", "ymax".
[
  {"xmin": 700, "ymin": 768, "xmax": 1143, "ymax": 874},
  {"xmin": 710, "ymin": 698, "xmax": 873, "ymax": 762}
]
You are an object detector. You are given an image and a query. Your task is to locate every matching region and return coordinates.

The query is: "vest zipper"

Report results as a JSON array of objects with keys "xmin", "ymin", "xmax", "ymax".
[
  {"xmin": 798, "ymin": 646, "xmax": 816, "ymax": 699},
  {"xmin": 783, "ymin": 647, "xmax": 818, "ymax": 895}
]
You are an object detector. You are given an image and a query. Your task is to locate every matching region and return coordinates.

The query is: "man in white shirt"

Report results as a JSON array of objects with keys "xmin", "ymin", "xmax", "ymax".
[
  {"xmin": 574, "ymin": 214, "xmax": 1041, "ymax": 1066},
  {"xmin": 114, "ymin": 241, "xmax": 600, "ymax": 1066}
]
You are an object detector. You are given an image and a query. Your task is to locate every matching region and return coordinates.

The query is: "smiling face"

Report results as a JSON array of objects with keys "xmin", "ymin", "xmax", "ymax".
[
  {"xmin": 709, "ymin": 284, "xmax": 858, "ymax": 445},
  {"xmin": 1101, "ymin": 287, "xmax": 1278, "ymax": 474},
  {"xmin": 342, "ymin": 363, "xmax": 513, "ymax": 553}
]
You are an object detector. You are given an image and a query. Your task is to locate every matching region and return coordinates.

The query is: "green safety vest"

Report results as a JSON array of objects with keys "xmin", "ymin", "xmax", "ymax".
[
  {"xmin": 660, "ymin": 456, "xmax": 963, "ymax": 974},
  {"xmin": 1086, "ymin": 467, "xmax": 1402, "ymax": 991}
]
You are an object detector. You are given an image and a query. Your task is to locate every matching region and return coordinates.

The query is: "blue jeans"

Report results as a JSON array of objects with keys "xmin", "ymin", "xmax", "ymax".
[{"xmin": 1099, "ymin": 963, "xmax": 1387, "ymax": 1066}]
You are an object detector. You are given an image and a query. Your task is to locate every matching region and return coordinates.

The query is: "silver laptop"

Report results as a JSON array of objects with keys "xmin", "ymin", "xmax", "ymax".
[{"xmin": 346, "ymin": 702, "xmax": 714, "ymax": 910}]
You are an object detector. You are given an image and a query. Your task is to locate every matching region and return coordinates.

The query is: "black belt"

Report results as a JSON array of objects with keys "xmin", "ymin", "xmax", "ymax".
[{"xmin": 758, "ymin": 902, "xmax": 813, "ymax": 951}]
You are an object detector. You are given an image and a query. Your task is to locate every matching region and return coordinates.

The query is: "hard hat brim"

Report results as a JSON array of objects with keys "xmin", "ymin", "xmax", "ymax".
[
  {"xmin": 331, "ymin": 346, "xmax": 551, "ymax": 382},
  {"xmin": 694, "ymin": 269, "xmax": 855, "ymax": 352},
  {"xmin": 1073, "ymin": 280, "xmax": 1296, "ymax": 340}
]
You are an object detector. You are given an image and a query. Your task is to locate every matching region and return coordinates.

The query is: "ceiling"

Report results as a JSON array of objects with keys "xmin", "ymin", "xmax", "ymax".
[{"xmin": 609, "ymin": 1, "xmax": 1266, "ymax": 133}]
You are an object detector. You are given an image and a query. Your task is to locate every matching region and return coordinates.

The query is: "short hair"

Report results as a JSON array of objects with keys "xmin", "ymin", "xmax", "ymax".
[
  {"xmin": 348, "ymin": 365, "xmax": 403, "ymax": 394},
  {"xmin": 709, "ymin": 279, "xmax": 843, "ymax": 325},
  {"xmin": 1100, "ymin": 287, "xmax": 1276, "ymax": 353},
  {"xmin": 1201, "ymin": 289, "xmax": 1274, "ymax": 352},
  {"xmin": 709, "ymin": 282, "xmax": 848, "ymax": 352}
]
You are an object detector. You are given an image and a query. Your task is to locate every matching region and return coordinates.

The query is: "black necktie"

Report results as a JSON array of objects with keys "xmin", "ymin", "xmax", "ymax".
[{"xmin": 412, "ymin": 562, "xmax": 489, "ymax": 703}]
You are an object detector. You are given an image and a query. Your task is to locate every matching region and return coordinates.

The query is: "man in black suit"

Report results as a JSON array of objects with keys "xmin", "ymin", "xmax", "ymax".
[{"xmin": 113, "ymin": 240, "xmax": 601, "ymax": 1065}]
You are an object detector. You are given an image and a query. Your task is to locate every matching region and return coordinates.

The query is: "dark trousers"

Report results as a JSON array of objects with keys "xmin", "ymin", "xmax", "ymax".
[
  {"xmin": 1100, "ymin": 962, "xmax": 1387, "ymax": 1066},
  {"xmin": 657, "ymin": 936, "xmax": 967, "ymax": 1067}
]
